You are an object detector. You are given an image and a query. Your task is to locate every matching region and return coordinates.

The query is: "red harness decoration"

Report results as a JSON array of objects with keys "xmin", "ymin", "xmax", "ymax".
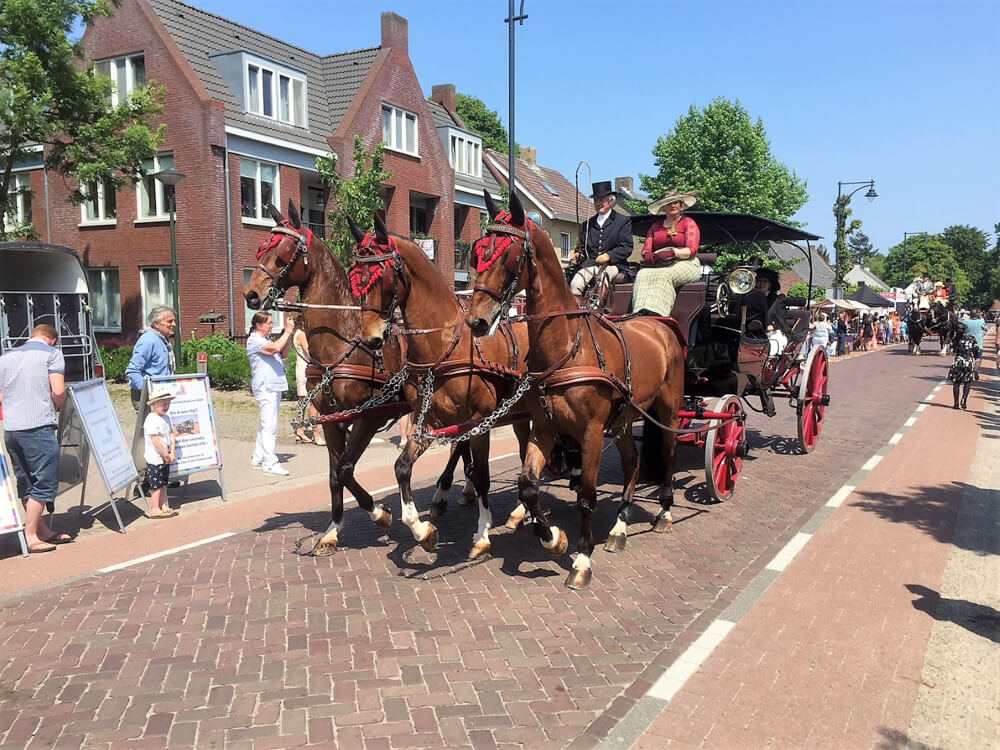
[
  {"xmin": 257, "ymin": 221, "xmax": 313, "ymax": 260},
  {"xmin": 349, "ymin": 234, "xmax": 398, "ymax": 299},
  {"xmin": 473, "ymin": 211, "xmax": 532, "ymax": 273}
]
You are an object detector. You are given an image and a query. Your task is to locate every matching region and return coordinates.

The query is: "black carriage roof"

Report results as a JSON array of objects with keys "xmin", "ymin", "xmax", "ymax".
[{"xmin": 630, "ymin": 211, "xmax": 822, "ymax": 245}]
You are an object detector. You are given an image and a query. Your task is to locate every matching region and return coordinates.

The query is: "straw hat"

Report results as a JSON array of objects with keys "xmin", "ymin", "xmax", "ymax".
[
  {"xmin": 649, "ymin": 189, "xmax": 698, "ymax": 214},
  {"xmin": 934, "ymin": 281, "xmax": 944, "ymax": 287},
  {"xmin": 147, "ymin": 386, "xmax": 175, "ymax": 405}
]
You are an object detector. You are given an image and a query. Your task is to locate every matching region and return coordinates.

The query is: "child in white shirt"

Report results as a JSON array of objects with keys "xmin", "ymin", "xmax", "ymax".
[{"xmin": 143, "ymin": 387, "xmax": 177, "ymax": 518}]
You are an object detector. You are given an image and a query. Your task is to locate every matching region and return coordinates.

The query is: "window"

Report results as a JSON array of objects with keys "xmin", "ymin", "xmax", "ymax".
[
  {"xmin": 246, "ymin": 62, "xmax": 306, "ymax": 126},
  {"xmin": 560, "ymin": 232, "xmax": 572, "ymax": 262},
  {"xmin": 240, "ymin": 158, "xmax": 279, "ymax": 222},
  {"xmin": 382, "ymin": 105, "xmax": 418, "ymax": 155},
  {"xmin": 137, "ymin": 152, "xmax": 174, "ymax": 219},
  {"xmin": 6, "ymin": 173, "xmax": 32, "ymax": 226},
  {"xmin": 450, "ymin": 134, "xmax": 481, "ymax": 178},
  {"xmin": 87, "ymin": 268, "xmax": 121, "ymax": 332},
  {"xmin": 94, "ymin": 54, "xmax": 145, "ymax": 106},
  {"xmin": 140, "ymin": 267, "xmax": 175, "ymax": 324},
  {"xmin": 81, "ymin": 179, "xmax": 117, "ymax": 224},
  {"xmin": 243, "ymin": 268, "xmax": 283, "ymax": 332},
  {"xmin": 541, "ymin": 182, "xmax": 559, "ymax": 196}
]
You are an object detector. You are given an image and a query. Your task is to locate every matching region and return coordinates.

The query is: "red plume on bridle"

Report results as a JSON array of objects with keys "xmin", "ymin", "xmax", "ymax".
[
  {"xmin": 256, "ymin": 220, "xmax": 313, "ymax": 260},
  {"xmin": 349, "ymin": 233, "xmax": 398, "ymax": 299},
  {"xmin": 473, "ymin": 209, "xmax": 532, "ymax": 273}
]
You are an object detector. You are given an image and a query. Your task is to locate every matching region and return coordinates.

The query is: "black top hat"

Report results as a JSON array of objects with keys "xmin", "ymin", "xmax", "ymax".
[{"xmin": 590, "ymin": 181, "xmax": 615, "ymax": 199}]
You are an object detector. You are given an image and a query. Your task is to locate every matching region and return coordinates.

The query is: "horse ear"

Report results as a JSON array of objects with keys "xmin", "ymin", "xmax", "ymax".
[
  {"xmin": 287, "ymin": 200, "xmax": 302, "ymax": 229},
  {"xmin": 484, "ymin": 189, "xmax": 499, "ymax": 221},
  {"xmin": 346, "ymin": 216, "xmax": 366, "ymax": 244},
  {"xmin": 268, "ymin": 203, "xmax": 286, "ymax": 225},
  {"xmin": 509, "ymin": 191, "xmax": 525, "ymax": 227},
  {"xmin": 374, "ymin": 214, "xmax": 389, "ymax": 245}
]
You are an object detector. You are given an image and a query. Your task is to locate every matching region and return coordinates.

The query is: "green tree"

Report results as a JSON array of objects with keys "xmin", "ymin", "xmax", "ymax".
[
  {"xmin": 639, "ymin": 97, "xmax": 808, "ymax": 222},
  {"xmin": 0, "ymin": 0, "xmax": 165, "ymax": 239},
  {"xmin": 865, "ymin": 254, "xmax": 888, "ymax": 284},
  {"xmin": 941, "ymin": 224, "xmax": 990, "ymax": 308},
  {"xmin": 454, "ymin": 93, "xmax": 518, "ymax": 156},
  {"xmin": 882, "ymin": 234, "xmax": 969, "ymax": 299},
  {"xmin": 787, "ymin": 282, "xmax": 828, "ymax": 302},
  {"xmin": 315, "ymin": 135, "xmax": 392, "ymax": 264},
  {"xmin": 848, "ymin": 230, "xmax": 877, "ymax": 266}
]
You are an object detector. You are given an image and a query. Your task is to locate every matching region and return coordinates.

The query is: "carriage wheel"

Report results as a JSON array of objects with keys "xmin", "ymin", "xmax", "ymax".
[
  {"xmin": 797, "ymin": 346, "xmax": 829, "ymax": 454},
  {"xmin": 703, "ymin": 395, "xmax": 746, "ymax": 502}
]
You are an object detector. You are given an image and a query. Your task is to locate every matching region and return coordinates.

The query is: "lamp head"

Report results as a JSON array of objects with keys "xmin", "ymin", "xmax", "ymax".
[
  {"xmin": 154, "ymin": 168, "xmax": 186, "ymax": 188},
  {"xmin": 865, "ymin": 186, "xmax": 878, "ymax": 202}
]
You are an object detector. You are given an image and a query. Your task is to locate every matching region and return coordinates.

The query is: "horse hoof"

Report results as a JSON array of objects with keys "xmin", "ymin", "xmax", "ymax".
[
  {"xmin": 373, "ymin": 505, "xmax": 392, "ymax": 529},
  {"xmin": 429, "ymin": 501, "xmax": 447, "ymax": 518},
  {"xmin": 547, "ymin": 529, "xmax": 569, "ymax": 557},
  {"xmin": 604, "ymin": 533, "xmax": 627, "ymax": 553},
  {"xmin": 469, "ymin": 541, "xmax": 491, "ymax": 560},
  {"xmin": 564, "ymin": 568, "xmax": 593, "ymax": 589},
  {"xmin": 457, "ymin": 494, "xmax": 475, "ymax": 507},
  {"xmin": 505, "ymin": 504, "xmax": 527, "ymax": 530},
  {"xmin": 419, "ymin": 525, "xmax": 439, "ymax": 553},
  {"xmin": 652, "ymin": 515, "xmax": 673, "ymax": 533},
  {"xmin": 312, "ymin": 539, "xmax": 337, "ymax": 557}
]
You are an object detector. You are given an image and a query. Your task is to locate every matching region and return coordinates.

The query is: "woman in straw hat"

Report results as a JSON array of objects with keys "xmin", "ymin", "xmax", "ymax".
[{"xmin": 632, "ymin": 190, "xmax": 702, "ymax": 316}]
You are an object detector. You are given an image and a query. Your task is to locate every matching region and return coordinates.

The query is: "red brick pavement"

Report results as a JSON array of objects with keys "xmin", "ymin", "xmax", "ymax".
[{"xmin": 0, "ymin": 343, "xmax": 959, "ymax": 749}]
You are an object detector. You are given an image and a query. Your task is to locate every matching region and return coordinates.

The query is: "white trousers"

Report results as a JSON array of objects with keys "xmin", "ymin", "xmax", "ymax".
[
  {"xmin": 570, "ymin": 265, "xmax": 619, "ymax": 296},
  {"xmin": 253, "ymin": 389, "xmax": 282, "ymax": 467}
]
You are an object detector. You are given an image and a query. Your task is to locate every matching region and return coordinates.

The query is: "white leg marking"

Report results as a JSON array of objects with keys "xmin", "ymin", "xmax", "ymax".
[
  {"xmin": 608, "ymin": 517, "xmax": 627, "ymax": 539},
  {"xmin": 402, "ymin": 499, "xmax": 431, "ymax": 540},
  {"xmin": 541, "ymin": 525, "xmax": 563, "ymax": 551},
  {"xmin": 475, "ymin": 502, "xmax": 492, "ymax": 547},
  {"xmin": 573, "ymin": 552, "xmax": 591, "ymax": 571}
]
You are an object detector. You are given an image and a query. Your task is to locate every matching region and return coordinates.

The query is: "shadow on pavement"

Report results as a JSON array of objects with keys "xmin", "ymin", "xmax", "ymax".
[
  {"xmin": 905, "ymin": 584, "xmax": 1000, "ymax": 644},
  {"xmin": 875, "ymin": 728, "xmax": 938, "ymax": 750}
]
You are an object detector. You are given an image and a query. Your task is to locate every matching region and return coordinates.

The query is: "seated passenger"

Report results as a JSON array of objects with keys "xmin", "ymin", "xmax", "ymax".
[
  {"xmin": 632, "ymin": 190, "xmax": 701, "ymax": 316},
  {"xmin": 569, "ymin": 181, "xmax": 632, "ymax": 298},
  {"xmin": 744, "ymin": 268, "xmax": 780, "ymax": 336}
]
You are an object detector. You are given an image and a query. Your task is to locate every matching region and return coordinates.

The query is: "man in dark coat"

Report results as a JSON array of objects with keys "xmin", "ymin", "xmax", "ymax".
[{"xmin": 569, "ymin": 181, "xmax": 633, "ymax": 296}]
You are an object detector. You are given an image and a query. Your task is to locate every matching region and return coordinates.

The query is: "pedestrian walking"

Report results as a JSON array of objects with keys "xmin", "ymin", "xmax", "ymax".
[
  {"xmin": 247, "ymin": 312, "xmax": 294, "ymax": 475},
  {"xmin": 0, "ymin": 324, "xmax": 71, "ymax": 552},
  {"xmin": 125, "ymin": 306, "xmax": 176, "ymax": 409},
  {"xmin": 948, "ymin": 333, "xmax": 980, "ymax": 410},
  {"xmin": 961, "ymin": 310, "xmax": 987, "ymax": 380},
  {"xmin": 142, "ymin": 386, "xmax": 178, "ymax": 518},
  {"xmin": 835, "ymin": 313, "xmax": 848, "ymax": 356}
]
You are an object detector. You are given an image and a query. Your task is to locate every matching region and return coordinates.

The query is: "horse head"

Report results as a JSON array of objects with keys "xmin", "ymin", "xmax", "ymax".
[
  {"xmin": 346, "ymin": 214, "xmax": 406, "ymax": 350},
  {"xmin": 244, "ymin": 200, "xmax": 317, "ymax": 311},
  {"xmin": 466, "ymin": 190, "xmax": 533, "ymax": 337}
]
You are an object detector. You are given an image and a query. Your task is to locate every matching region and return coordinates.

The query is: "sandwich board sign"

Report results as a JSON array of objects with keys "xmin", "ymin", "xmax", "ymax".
[{"xmin": 0, "ymin": 452, "xmax": 29, "ymax": 557}]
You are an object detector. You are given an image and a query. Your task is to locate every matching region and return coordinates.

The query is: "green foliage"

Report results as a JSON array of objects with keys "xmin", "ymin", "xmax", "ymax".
[
  {"xmin": 316, "ymin": 135, "xmax": 392, "ymax": 265},
  {"xmin": 0, "ymin": 0, "xmax": 165, "ymax": 239},
  {"xmin": 788, "ymin": 283, "xmax": 828, "ymax": 302},
  {"xmin": 865, "ymin": 254, "xmax": 887, "ymax": 283},
  {"xmin": 848, "ymin": 230, "xmax": 877, "ymax": 266},
  {"xmin": 179, "ymin": 334, "xmax": 244, "ymax": 367},
  {"xmin": 941, "ymin": 224, "xmax": 992, "ymax": 308},
  {"xmin": 639, "ymin": 97, "xmax": 808, "ymax": 222},
  {"xmin": 454, "ymin": 93, "xmax": 518, "ymax": 156},
  {"xmin": 882, "ymin": 233, "xmax": 970, "ymax": 300},
  {"xmin": 621, "ymin": 197, "xmax": 648, "ymax": 215},
  {"xmin": 171, "ymin": 334, "xmax": 249, "ymax": 390},
  {"xmin": 712, "ymin": 246, "xmax": 793, "ymax": 275},
  {"xmin": 99, "ymin": 344, "xmax": 132, "ymax": 383}
]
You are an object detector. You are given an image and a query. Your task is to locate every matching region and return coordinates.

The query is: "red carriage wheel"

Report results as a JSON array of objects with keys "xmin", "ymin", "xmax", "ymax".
[
  {"xmin": 703, "ymin": 394, "xmax": 746, "ymax": 502},
  {"xmin": 797, "ymin": 346, "xmax": 829, "ymax": 454}
]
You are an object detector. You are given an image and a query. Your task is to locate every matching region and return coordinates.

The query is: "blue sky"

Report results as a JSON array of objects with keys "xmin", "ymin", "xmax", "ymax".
[{"xmin": 189, "ymin": 0, "xmax": 997, "ymax": 256}]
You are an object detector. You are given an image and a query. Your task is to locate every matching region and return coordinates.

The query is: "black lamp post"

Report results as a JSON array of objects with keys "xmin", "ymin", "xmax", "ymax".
[
  {"xmin": 833, "ymin": 179, "xmax": 878, "ymax": 293},
  {"xmin": 154, "ymin": 168, "xmax": 186, "ymax": 365},
  {"xmin": 504, "ymin": 0, "xmax": 527, "ymax": 190}
]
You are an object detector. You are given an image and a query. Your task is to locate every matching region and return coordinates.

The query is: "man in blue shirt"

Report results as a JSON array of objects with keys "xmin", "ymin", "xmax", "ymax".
[
  {"xmin": 961, "ymin": 309, "xmax": 987, "ymax": 380},
  {"xmin": 125, "ymin": 306, "xmax": 176, "ymax": 409}
]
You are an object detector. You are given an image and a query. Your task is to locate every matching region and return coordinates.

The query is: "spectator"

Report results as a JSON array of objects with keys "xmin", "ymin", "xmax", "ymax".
[
  {"xmin": 125, "ymin": 306, "xmax": 176, "ymax": 409},
  {"xmin": 809, "ymin": 312, "xmax": 833, "ymax": 359},
  {"xmin": 835, "ymin": 313, "xmax": 848, "ymax": 356},
  {"xmin": 291, "ymin": 318, "xmax": 325, "ymax": 445},
  {"xmin": 569, "ymin": 181, "xmax": 632, "ymax": 298},
  {"xmin": 948, "ymin": 333, "xmax": 980, "ymax": 410},
  {"xmin": 961, "ymin": 309, "xmax": 987, "ymax": 380},
  {"xmin": 142, "ymin": 387, "xmax": 178, "ymax": 518},
  {"xmin": 0, "ymin": 324, "xmax": 70, "ymax": 552},
  {"xmin": 633, "ymin": 190, "xmax": 702, "ymax": 316},
  {"xmin": 247, "ymin": 312, "xmax": 294, "ymax": 475}
]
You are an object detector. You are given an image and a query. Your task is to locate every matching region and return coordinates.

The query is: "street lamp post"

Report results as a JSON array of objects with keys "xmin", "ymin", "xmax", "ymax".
[
  {"xmin": 833, "ymin": 179, "xmax": 878, "ymax": 294},
  {"xmin": 154, "ymin": 168, "xmax": 186, "ymax": 365},
  {"xmin": 504, "ymin": 0, "xmax": 527, "ymax": 190}
]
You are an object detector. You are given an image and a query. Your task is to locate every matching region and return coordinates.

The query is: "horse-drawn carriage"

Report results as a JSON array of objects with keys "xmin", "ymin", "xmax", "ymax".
[{"xmin": 905, "ymin": 301, "xmax": 960, "ymax": 356}]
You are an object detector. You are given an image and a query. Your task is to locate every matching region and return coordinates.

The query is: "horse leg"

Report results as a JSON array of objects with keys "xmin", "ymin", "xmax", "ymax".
[
  {"xmin": 313, "ymin": 423, "xmax": 348, "ymax": 556},
  {"xmin": 338, "ymin": 418, "xmax": 391, "ymax": 529},
  {"xmin": 605, "ymin": 428, "xmax": 640, "ymax": 553},
  {"xmin": 518, "ymin": 430, "xmax": 568, "ymax": 556},
  {"xmin": 458, "ymin": 441, "xmax": 479, "ymax": 506},
  {"xmin": 505, "ymin": 419, "xmax": 533, "ymax": 529},
  {"xmin": 431, "ymin": 442, "xmax": 468, "ymax": 518},
  {"xmin": 653, "ymin": 396, "xmax": 680, "ymax": 534},
  {"xmin": 468, "ymin": 434, "xmax": 493, "ymax": 560},
  {"xmin": 565, "ymin": 426, "xmax": 605, "ymax": 590},
  {"xmin": 395, "ymin": 439, "xmax": 436, "ymax": 551}
]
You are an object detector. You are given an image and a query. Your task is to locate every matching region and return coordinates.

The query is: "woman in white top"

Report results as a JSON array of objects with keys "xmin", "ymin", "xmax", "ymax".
[
  {"xmin": 809, "ymin": 312, "xmax": 834, "ymax": 358},
  {"xmin": 247, "ymin": 312, "xmax": 294, "ymax": 475},
  {"xmin": 292, "ymin": 318, "xmax": 325, "ymax": 445}
]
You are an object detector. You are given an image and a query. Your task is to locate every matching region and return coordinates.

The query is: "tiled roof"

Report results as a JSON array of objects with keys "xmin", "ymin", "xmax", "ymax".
[
  {"xmin": 484, "ymin": 149, "xmax": 589, "ymax": 222},
  {"xmin": 770, "ymin": 240, "xmax": 835, "ymax": 289},
  {"xmin": 427, "ymin": 100, "xmax": 463, "ymax": 130},
  {"xmin": 148, "ymin": 0, "xmax": 378, "ymax": 152}
]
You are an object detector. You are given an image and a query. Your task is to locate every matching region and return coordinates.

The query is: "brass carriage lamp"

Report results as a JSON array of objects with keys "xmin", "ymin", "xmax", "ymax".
[{"xmin": 154, "ymin": 168, "xmax": 186, "ymax": 365}]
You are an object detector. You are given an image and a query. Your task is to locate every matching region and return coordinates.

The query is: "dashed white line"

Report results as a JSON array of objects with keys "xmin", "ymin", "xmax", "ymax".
[
  {"xmin": 861, "ymin": 454, "xmax": 884, "ymax": 471},
  {"xmin": 766, "ymin": 532, "xmax": 813, "ymax": 572},
  {"xmin": 98, "ymin": 533, "xmax": 237, "ymax": 573},
  {"xmin": 647, "ymin": 619, "xmax": 736, "ymax": 701},
  {"xmin": 889, "ymin": 433, "xmax": 904, "ymax": 445},
  {"xmin": 916, "ymin": 404, "xmax": 927, "ymax": 413},
  {"xmin": 826, "ymin": 485, "xmax": 855, "ymax": 508},
  {"xmin": 905, "ymin": 416, "xmax": 918, "ymax": 427}
]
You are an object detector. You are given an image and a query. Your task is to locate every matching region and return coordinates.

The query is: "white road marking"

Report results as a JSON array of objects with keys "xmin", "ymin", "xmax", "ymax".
[
  {"xmin": 916, "ymin": 404, "xmax": 927, "ymax": 413},
  {"xmin": 905, "ymin": 417, "xmax": 917, "ymax": 427},
  {"xmin": 826, "ymin": 485, "xmax": 855, "ymax": 508},
  {"xmin": 765, "ymin": 532, "xmax": 813, "ymax": 572},
  {"xmin": 889, "ymin": 433, "xmax": 904, "ymax": 445},
  {"xmin": 98, "ymin": 533, "xmax": 237, "ymax": 573},
  {"xmin": 861, "ymin": 454, "xmax": 883, "ymax": 471},
  {"xmin": 647, "ymin": 619, "xmax": 736, "ymax": 701}
]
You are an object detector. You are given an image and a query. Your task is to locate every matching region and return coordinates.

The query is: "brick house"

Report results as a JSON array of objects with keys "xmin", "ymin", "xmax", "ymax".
[{"xmin": 11, "ymin": 0, "xmax": 454, "ymax": 342}]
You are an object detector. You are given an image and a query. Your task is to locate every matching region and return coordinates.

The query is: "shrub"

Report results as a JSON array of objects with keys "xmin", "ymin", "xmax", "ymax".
[
  {"xmin": 180, "ymin": 334, "xmax": 245, "ymax": 368},
  {"xmin": 99, "ymin": 345, "xmax": 133, "ymax": 383}
]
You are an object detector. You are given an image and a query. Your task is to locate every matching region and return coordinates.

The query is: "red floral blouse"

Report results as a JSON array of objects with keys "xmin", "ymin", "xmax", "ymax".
[{"xmin": 641, "ymin": 216, "xmax": 700, "ymax": 264}]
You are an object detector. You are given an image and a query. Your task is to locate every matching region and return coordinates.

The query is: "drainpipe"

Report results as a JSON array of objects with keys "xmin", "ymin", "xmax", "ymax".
[
  {"xmin": 223, "ymin": 143, "xmax": 235, "ymax": 337},
  {"xmin": 43, "ymin": 166, "xmax": 51, "ymax": 243}
]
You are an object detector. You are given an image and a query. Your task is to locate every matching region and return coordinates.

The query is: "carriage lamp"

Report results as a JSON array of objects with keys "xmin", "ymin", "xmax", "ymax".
[{"xmin": 727, "ymin": 268, "xmax": 757, "ymax": 295}]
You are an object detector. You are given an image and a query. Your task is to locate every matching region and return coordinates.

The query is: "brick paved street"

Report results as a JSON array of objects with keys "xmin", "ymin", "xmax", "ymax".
[{"xmin": 0, "ymin": 344, "xmax": 958, "ymax": 749}]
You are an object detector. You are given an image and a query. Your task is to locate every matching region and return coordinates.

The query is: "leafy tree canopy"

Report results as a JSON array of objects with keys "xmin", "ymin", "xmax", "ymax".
[
  {"xmin": 940, "ymin": 224, "xmax": 993, "ymax": 308},
  {"xmin": 639, "ymin": 97, "xmax": 808, "ymax": 222},
  {"xmin": 454, "ymin": 93, "xmax": 518, "ymax": 156},
  {"xmin": 0, "ymin": 0, "xmax": 165, "ymax": 238},
  {"xmin": 316, "ymin": 135, "xmax": 392, "ymax": 264},
  {"xmin": 882, "ymin": 234, "xmax": 970, "ymax": 300},
  {"xmin": 787, "ymin": 282, "xmax": 828, "ymax": 302}
]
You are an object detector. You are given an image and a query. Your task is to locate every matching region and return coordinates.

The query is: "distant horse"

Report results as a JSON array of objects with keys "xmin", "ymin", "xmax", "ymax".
[{"xmin": 906, "ymin": 302, "xmax": 960, "ymax": 356}]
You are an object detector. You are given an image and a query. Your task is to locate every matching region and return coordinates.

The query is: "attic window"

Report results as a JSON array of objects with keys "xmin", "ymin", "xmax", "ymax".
[
  {"xmin": 246, "ymin": 60, "xmax": 306, "ymax": 127},
  {"xmin": 541, "ymin": 181, "xmax": 559, "ymax": 196}
]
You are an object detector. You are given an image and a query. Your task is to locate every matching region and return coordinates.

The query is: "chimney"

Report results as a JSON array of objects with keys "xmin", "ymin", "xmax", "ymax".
[
  {"xmin": 381, "ymin": 12, "xmax": 408, "ymax": 54},
  {"xmin": 431, "ymin": 84, "xmax": 456, "ymax": 113},
  {"xmin": 521, "ymin": 146, "xmax": 537, "ymax": 164},
  {"xmin": 615, "ymin": 176, "xmax": 634, "ymax": 196}
]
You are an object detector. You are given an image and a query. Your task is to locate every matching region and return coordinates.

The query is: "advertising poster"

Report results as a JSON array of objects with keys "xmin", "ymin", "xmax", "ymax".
[
  {"xmin": 148, "ymin": 374, "xmax": 222, "ymax": 478},
  {"xmin": 67, "ymin": 379, "xmax": 137, "ymax": 494},
  {"xmin": 0, "ymin": 453, "xmax": 24, "ymax": 533}
]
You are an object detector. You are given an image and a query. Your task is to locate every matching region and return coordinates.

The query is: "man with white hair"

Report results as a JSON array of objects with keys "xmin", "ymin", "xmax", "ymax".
[
  {"xmin": 125, "ymin": 306, "xmax": 177, "ymax": 409},
  {"xmin": 569, "ymin": 181, "xmax": 633, "ymax": 298}
]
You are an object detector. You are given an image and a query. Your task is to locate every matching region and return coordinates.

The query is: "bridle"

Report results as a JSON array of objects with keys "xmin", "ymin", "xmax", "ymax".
[
  {"xmin": 472, "ymin": 211, "xmax": 533, "ymax": 321},
  {"xmin": 348, "ymin": 233, "xmax": 407, "ymax": 323},
  {"xmin": 254, "ymin": 221, "xmax": 312, "ymax": 310}
]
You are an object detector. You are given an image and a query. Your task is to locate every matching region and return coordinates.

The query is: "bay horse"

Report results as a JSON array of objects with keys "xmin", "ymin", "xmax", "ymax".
[
  {"xmin": 243, "ymin": 201, "xmax": 472, "ymax": 555},
  {"xmin": 465, "ymin": 191, "xmax": 686, "ymax": 589},
  {"xmin": 347, "ymin": 215, "xmax": 531, "ymax": 558}
]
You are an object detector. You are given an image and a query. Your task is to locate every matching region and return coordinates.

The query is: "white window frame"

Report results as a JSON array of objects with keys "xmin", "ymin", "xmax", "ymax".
[
  {"xmin": 94, "ymin": 53, "xmax": 145, "ymax": 107},
  {"xmin": 450, "ymin": 134, "xmax": 481, "ymax": 178},
  {"xmin": 80, "ymin": 179, "xmax": 117, "ymax": 225},
  {"xmin": 6, "ymin": 173, "xmax": 32, "ymax": 225},
  {"xmin": 245, "ymin": 61, "xmax": 306, "ymax": 127},
  {"xmin": 240, "ymin": 157, "xmax": 280, "ymax": 225},
  {"xmin": 560, "ymin": 232, "xmax": 572, "ymax": 262},
  {"xmin": 86, "ymin": 268, "xmax": 122, "ymax": 332},
  {"xmin": 135, "ymin": 152, "xmax": 174, "ymax": 222},
  {"xmin": 243, "ymin": 268, "xmax": 283, "ymax": 331},
  {"xmin": 140, "ymin": 266, "xmax": 175, "ymax": 325},
  {"xmin": 382, "ymin": 104, "xmax": 419, "ymax": 156}
]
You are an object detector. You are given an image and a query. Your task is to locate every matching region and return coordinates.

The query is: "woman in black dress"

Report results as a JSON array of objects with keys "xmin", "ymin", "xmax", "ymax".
[{"xmin": 948, "ymin": 332, "xmax": 980, "ymax": 409}]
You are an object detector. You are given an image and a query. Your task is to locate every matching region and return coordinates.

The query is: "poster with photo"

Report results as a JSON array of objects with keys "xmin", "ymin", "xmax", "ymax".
[
  {"xmin": 0, "ymin": 453, "xmax": 24, "ymax": 534},
  {"xmin": 147, "ymin": 374, "xmax": 222, "ymax": 478}
]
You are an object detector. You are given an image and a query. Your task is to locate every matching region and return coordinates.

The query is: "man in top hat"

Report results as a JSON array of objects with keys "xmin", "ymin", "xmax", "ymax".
[
  {"xmin": 569, "ymin": 181, "xmax": 633, "ymax": 297},
  {"xmin": 917, "ymin": 272, "xmax": 934, "ymax": 311}
]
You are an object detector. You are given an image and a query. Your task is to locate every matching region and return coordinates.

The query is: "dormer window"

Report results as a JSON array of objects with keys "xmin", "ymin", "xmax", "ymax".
[
  {"xmin": 246, "ymin": 61, "xmax": 306, "ymax": 127},
  {"xmin": 94, "ymin": 54, "xmax": 145, "ymax": 107},
  {"xmin": 450, "ymin": 134, "xmax": 481, "ymax": 178},
  {"xmin": 382, "ymin": 105, "xmax": 418, "ymax": 156}
]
